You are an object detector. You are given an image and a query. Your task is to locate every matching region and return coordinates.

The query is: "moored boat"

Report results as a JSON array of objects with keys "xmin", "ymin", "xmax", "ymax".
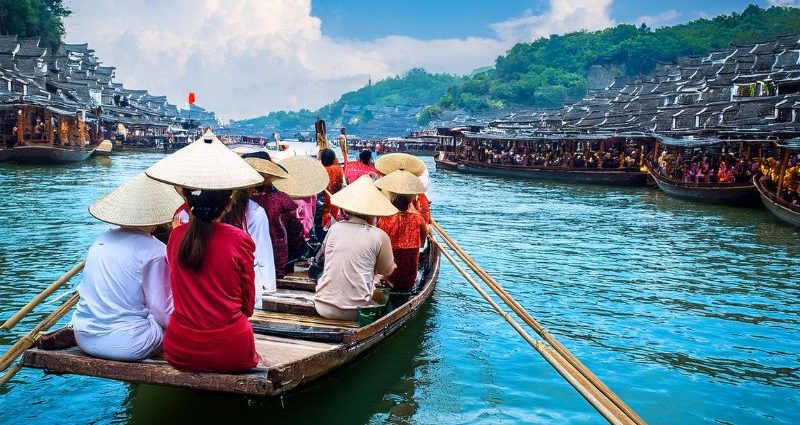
[
  {"xmin": 22, "ymin": 246, "xmax": 441, "ymax": 397},
  {"xmin": 94, "ymin": 140, "xmax": 113, "ymax": 156},
  {"xmin": 13, "ymin": 144, "xmax": 95, "ymax": 164},
  {"xmin": 0, "ymin": 148, "xmax": 13, "ymax": 162},
  {"xmin": 434, "ymin": 131, "xmax": 653, "ymax": 186},
  {"xmin": 755, "ymin": 174, "xmax": 800, "ymax": 226},
  {"xmin": 646, "ymin": 161, "xmax": 759, "ymax": 205}
]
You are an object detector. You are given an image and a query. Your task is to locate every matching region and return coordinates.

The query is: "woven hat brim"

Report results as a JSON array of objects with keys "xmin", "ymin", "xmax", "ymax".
[
  {"xmin": 331, "ymin": 176, "xmax": 398, "ymax": 217},
  {"xmin": 145, "ymin": 132, "xmax": 264, "ymax": 190},
  {"xmin": 374, "ymin": 170, "xmax": 426, "ymax": 195},
  {"xmin": 89, "ymin": 173, "xmax": 184, "ymax": 227},
  {"xmin": 375, "ymin": 153, "xmax": 427, "ymax": 177},
  {"xmin": 273, "ymin": 156, "xmax": 330, "ymax": 198}
]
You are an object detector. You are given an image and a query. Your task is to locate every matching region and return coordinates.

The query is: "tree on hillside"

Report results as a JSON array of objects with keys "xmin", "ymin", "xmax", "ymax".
[{"xmin": 0, "ymin": 0, "xmax": 71, "ymax": 50}]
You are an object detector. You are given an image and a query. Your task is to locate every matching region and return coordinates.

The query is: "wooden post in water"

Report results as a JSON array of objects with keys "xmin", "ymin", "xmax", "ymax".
[
  {"xmin": 45, "ymin": 110, "xmax": 53, "ymax": 144},
  {"xmin": 16, "ymin": 107, "xmax": 25, "ymax": 146}
]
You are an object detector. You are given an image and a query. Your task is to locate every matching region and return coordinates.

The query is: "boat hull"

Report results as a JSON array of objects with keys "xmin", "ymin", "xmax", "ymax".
[
  {"xmin": 434, "ymin": 158, "xmax": 648, "ymax": 186},
  {"xmin": 0, "ymin": 148, "xmax": 13, "ymax": 162},
  {"xmin": 13, "ymin": 145, "xmax": 95, "ymax": 164},
  {"xmin": 648, "ymin": 168, "xmax": 758, "ymax": 206},
  {"xmin": 755, "ymin": 176, "xmax": 800, "ymax": 227}
]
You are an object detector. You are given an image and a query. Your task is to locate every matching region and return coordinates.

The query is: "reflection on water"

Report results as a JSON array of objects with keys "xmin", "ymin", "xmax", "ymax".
[{"xmin": 0, "ymin": 154, "xmax": 799, "ymax": 424}]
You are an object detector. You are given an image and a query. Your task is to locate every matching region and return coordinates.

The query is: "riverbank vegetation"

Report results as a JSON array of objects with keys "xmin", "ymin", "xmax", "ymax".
[{"xmin": 0, "ymin": 0, "xmax": 70, "ymax": 50}]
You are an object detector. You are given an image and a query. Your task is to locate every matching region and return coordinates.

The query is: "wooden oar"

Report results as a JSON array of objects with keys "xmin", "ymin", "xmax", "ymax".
[
  {"xmin": 0, "ymin": 292, "xmax": 79, "ymax": 373},
  {"xmin": 431, "ymin": 220, "xmax": 645, "ymax": 425},
  {"xmin": 1, "ymin": 260, "xmax": 84, "ymax": 331},
  {"xmin": 430, "ymin": 236, "xmax": 634, "ymax": 424}
]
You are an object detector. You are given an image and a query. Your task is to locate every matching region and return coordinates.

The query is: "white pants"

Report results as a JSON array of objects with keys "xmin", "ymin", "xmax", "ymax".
[{"xmin": 74, "ymin": 318, "xmax": 164, "ymax": 361}]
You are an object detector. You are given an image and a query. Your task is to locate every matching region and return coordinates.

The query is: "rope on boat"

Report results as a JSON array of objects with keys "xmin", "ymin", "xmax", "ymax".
[
  {"xmin": 1, "ymin": 260, "xmax": 84, "ymax": 331},
  {"xmin": 430, "ymin": 219, "xmax": 645, "ymax": 425},
  {"xmin": 0, "ymin": 292, "xmax": 79, "ymax": 377}
]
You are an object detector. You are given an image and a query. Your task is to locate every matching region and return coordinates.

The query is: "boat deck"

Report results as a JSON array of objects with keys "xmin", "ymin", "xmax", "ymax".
[{"xmin": 21, "ymin": 247, "xmax": 441, "ymax": 396}]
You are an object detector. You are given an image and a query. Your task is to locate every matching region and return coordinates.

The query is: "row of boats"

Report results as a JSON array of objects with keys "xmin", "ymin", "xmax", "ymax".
[{"xmin": 434, "ymin": 133, "xmax": 800, "ymax": 227}]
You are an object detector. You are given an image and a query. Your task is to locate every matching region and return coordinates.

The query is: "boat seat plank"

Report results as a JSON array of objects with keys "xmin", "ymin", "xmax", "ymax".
[
  {"xmin": 261, "ymin": 289, "xmax": 319, "ymax": 316},
  {"xmin": 276, "ymin": 278, "xmax": 316, "ymax": 292},
  {"xmin": 251, "ymin": 310, "xmax": 358, "ymax": 329}
]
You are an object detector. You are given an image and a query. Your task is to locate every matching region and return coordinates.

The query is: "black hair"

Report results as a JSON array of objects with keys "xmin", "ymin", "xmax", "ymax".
[
  {"xmin": 179, "ymin": 189, "xmax": 232, "ymax": 271},
  {"xmin": 221, "ymin": 189, "xmax": 249, "ymax": 230},
  {"xmin": 392, "ymin": 194, "xmax": 413, "ymax": 212},
  {"xmin": 359, "ymin": 150, "xmax": 372, "ymax": 165},
  {"xmin": 320, "ymin": 148, "xmax": 336, "ymax": 166},
  {"xmin": 242, "ymin": 151, "xmax": 271, "ymax": 160}
]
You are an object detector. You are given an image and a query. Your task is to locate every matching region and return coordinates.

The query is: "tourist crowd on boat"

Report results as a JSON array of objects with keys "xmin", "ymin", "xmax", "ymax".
[
  {"xmin": 450, "ymin": 143, "xmax": 643, "ymax": 169},
  {"xmin": 760, "ymin": 155, "xmax": 800, "ymax": 205},
  {"xmin": 655, "ymin": 149, "xmax": 759, "ymax": 184},
  {"xmin": 53, "ymin": 132, "xmax": 434, "ymax": 373}
]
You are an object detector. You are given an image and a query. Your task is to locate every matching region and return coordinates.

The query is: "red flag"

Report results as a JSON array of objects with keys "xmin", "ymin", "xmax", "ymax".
[{"xmin": 188, "ymin": 92, "xmax": 196, "ymax": 105}]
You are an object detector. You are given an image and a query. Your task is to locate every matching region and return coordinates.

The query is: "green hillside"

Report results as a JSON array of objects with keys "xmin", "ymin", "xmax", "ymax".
[
  {"xmin": 426, "ymin": 4, "xmax": 800, "ymax": 118},
  {"xmin": 233, "ymin": 68, "xmax": 463, "ymax": 131}
]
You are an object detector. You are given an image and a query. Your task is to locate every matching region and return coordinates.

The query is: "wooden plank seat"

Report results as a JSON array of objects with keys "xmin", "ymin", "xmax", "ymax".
[
  {"xmin": 276, "ymin": 277, "xmax": 316, "ymax": 292},
  {"xmin": 261, "ymin": 289, "xmax": 318, "ymax": 316},
  {"xmin": 250, "ymin": 310, "xmax": 359, "ymax": 343}
]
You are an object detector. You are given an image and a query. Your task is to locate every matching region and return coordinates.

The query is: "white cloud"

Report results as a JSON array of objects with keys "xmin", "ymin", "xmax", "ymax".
[
  {"xmin": 65, "ymin": 0, "xmax": 616, "ymax": 120},
  {"xmin": 768, "ymin": 0, "xmax": 800, "ymax": 6},
  {"xmin": 490, "ymin": 0, "xmax": 615, "ymax": 41},
  {"xmin": 634, "ymin": 9, "xmax": 681, "ymax": 28}
]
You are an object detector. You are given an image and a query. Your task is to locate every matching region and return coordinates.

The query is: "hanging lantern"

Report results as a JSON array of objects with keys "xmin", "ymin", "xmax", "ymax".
[{"xmin": 188, "ymin": 92, "xmax": 196, "ymax": 105}]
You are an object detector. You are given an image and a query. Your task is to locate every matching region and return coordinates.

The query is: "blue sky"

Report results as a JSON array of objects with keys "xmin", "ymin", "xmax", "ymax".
[{"xmin": 312, "ymin": 1, "xmax": 771, "ymax": 40}]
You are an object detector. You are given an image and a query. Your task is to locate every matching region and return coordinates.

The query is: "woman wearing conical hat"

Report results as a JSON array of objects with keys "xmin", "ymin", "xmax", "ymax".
[
  {"xmin": 313, "ymin": 176, "xmax": 397, "ymax": 321},
  {"xmin": 146, "ymin": 132, "xmax": 264, "ymax": 372},
  {"xmin": 71, "ymin": 173, "xmax": 183, "ymax": 361},
  {"xmin": 375, "ymin": 153, "xmax": 432, "ymax": 224},
  {"xmin": 375, "ymin": 171, "xmax": 429, "ymax": 292}
]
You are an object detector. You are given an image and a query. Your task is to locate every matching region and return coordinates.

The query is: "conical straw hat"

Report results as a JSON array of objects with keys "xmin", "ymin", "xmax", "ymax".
[
  {"xmin": 145, "ymin": 130, "xmax": 264, "ymax": 190},
  {"xmin": 331, "ymin": 176, "xmax": 398, "ymax": 217},
  {"xmin": 89, "ymin": 173, "xmax": 184, "ymax": 227},
  {"xmin": 375, "ymin": 153, "xmax": 426, "ymax": 176},
  {"xmin": 245, "ymin": 158, "xmax": 289, "ymax": 179},
  {"xmin": 374, "ymin": 170, "xmax": 426, "ymax": 195},
  {"xmin": 273, "ymin": 156, "xmax": 330, "ymax": 198}
]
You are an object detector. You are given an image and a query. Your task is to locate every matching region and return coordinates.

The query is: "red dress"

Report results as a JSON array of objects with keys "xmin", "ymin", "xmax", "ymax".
[
  {"xmin": 323, "ymin": 165, "xmax": 344, "ymax": 227},
  {"xmin": 378, "ymin": 212, "xmax": 427, "ymax": 291},
  {"xmin": 411, "ymin": 194, "xmax": 431, "ymax": 224},
  {"xmin": 251, "ymin": 189, "xmax": 304, "ymax": 278},
  {"xmin": 164, "ymin": 223, "xmax": 259, "ymax": 372}
]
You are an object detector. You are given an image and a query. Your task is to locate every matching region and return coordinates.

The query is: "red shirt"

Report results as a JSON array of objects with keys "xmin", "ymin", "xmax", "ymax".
[
  {"xmin": 326, "ymin": 164, "xmax": 344, "ymax": 194},
  {"xmin": 251, "ymin": 189, "xmax": 304, "ymax": 278},
  {"xmin": 413, "ymin": 193, "xmax": 431, "ymax": 224},
  {"xmin": 378, "ymin": 211, "xmax": 427, "ymax": 249},
  {"xmin": 163, "ymin": 223, "xmax": 259, "ymax": 372},
  {"xmin": 344, "ymin": 161, "xmax": 379, "ymax": 184}
]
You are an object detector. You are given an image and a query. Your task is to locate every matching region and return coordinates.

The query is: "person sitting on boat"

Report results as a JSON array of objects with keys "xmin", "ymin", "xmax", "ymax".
[
  {"xmin": 344, "ymin": 149, "xmax": 379, "ymax": 184},
  {"xmin": 71, "ymin": 173, "xmax": 182, "ymax": 361},
  {"xmin": 221, "ymin": 189, "xmax": 277, "ymax": 301},
  {"xmin": 145, "ymin": 132, "xmax": 263, "ymax": 373},
  {"xmin": 375, "ymin": 171, "xmax": 429, "ymax": 292},
  {"xmin": 164, "ymin": 188, "xmax": 259, "ymax": 372},
  {"xmin": 246, "ymin": 156, "xmax": 305, "ymax": 279},
  {"xmin": 320, "ymin": 148, "xmax": 344, "ymax": 228},
  {"xmin": 313, "ymin": 177, "xmax": 397, "ymax": 321}
]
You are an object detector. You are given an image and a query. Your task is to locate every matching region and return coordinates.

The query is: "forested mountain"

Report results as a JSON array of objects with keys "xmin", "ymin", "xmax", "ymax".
[
  {"xmin": 231, "ymin": 69, "xmax": 462, "ymax": 135},
  {"xmin": 425, "ymin": 4, "xmax": 800, "ymax": 120}
]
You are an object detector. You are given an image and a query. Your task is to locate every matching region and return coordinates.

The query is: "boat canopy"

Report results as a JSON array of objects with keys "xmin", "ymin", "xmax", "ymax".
[{"xmin": 656, "ymin": 135, "xmax": 722, "ymax": 148}]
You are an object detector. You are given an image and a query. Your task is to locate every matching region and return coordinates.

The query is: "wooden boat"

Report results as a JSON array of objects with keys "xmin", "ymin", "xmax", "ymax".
[
  {"xmin": 434, "ymin": 153, "xmax": 648, "ymax": 186},
  {"xmin": 755, "ymin": 175, "xmax": 800, "ymax": 226},
  {"xmin": 645, "ymin": 162, "xmax": 758, "ymax": 205},
  {"xmin": 0, "ymin": 148, "xmax": 13, "ymax": 162},
  {"xmin": 22, "ymin": 246, "xmax": 440, "ymax": 397},
  {"xmin": 13, "ymin": 144, "xmax": 95, "ymax": 164},
  {"xmin": 94, "ymin": 140, "xmax": 113, "ymax": 157}
]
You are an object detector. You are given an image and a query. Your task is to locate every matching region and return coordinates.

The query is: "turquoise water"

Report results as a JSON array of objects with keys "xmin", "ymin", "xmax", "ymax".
[{"xmin": 0, "ymin": 153, "xmax": 798, "ymax": 424}]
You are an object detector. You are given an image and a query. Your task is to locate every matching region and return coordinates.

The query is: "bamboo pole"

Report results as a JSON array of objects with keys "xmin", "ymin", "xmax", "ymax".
[
  {"xmin": 1, "ymin": 261, "xmax": 84, "ymax": 331},
  {"xmin": 431, "ymin": 237, "xmax": 634, "ymax": 424},
  {"xmin": 0, "ymin": 360, "xmax": 24, "ymax": 387},
  {"xmin": 775, "ymin": 148, "xmax": 790, "ymax": 199},
  {"xmin": 0, "ymin": 292, "xmax": 79, "ymax": 372},
  {"xmin": 431, "ymin": 219, "xmax": 645, "ymax": 425}
]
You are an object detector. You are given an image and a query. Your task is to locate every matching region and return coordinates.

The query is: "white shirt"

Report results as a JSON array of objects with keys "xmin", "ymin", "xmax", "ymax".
[
  {"xmin": 246, "ymin": 200, "xmax": 277, "ymax": 298},
  {"xmin": 71, "ymin": 228, "xmax": 172, "ymax": 359}
]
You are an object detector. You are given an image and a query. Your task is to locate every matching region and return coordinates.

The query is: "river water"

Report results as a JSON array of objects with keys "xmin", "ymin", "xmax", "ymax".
[{"xmin": 0, "ymin": 152, "xmax": 798, "ymax": 424}]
